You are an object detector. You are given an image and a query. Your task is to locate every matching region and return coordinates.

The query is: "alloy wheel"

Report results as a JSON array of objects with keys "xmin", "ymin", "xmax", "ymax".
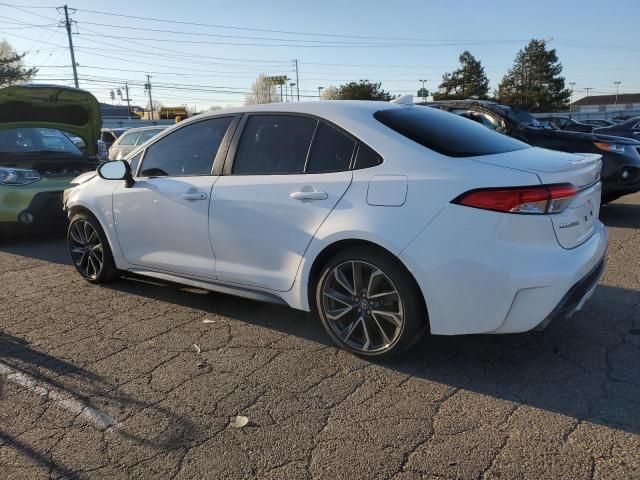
[
  {"xmin": 321, "ymin": 260, "xmax": 404, "ymax": 354},
  {"xmin": 69, "ymin": 220, "xmax": 104, "ymax": 280}
]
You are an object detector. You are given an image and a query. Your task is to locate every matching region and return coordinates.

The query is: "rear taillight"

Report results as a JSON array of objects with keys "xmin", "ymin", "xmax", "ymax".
[{"xmin": 453, "ymin": 184, "xmax": 578, "ymax": 214}]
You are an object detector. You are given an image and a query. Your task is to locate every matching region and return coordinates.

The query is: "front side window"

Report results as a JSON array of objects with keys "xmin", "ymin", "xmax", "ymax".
[
  {"xmin": 139, "ymin": 117, "xmax": 233, "ymax": 177},
  {"xmin": 306, "ymin": 122, "xmax": 356, "ymax": 173},
  {"xmin": 374, "ymin": 106, "xmax": 529, "ymax": 158},
  {"xmin": 128, "ymin": 151, "xmax": 143, "ymax": 174},
  {"xmin": 118, "ymin": 131, "xmax": 142, "ymax": 146},
  {"xmin": 233, "ymin": 115, "xmax": 317, "ymax": 174}
]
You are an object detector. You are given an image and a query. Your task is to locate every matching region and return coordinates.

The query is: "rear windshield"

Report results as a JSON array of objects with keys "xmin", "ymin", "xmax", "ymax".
[
  {"xmin": 374, "ymin": 107, "xmax": 529, "ymax": 158},
  {"xmin": 0, "ymin": 127, "xmax": 83, "ymax": 156}
]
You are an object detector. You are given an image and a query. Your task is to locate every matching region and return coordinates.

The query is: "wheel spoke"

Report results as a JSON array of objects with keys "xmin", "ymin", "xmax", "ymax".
[
  {"xmin": 367, "ymin": 269, "xmax": 384, "ymax": 297},
  {"xmin": 323, "ymin": 288, "xmax": 352, "ymax": 306},
  {"xmin": 371, "ymin": 315, "xmax": 392, "ymax": 346},
  {"xmin": 71, "ymin": 223, "xmax": 84, "ymax": 244},
  {"xmin": 334, "ymin": 266, "xmax": 355, "ymax": 295},
  {"xmin": 361, "ymin": 317, "xmax": 372, "ymax": 351},
  {"xmin": 87, "ymin": 229, "xmax": 98, "ymax": 245},
  {"xmin": 372, "ymin": 310, "xmax": 402, "ymax": 328},
  {"xmin": 368, "ymin": 290, "xmax": 397, "ymax": 299},
  {"xmin": 326, "ymin": 304, "xmax": 353, "ymax": 321},
  {"xmin": 340, "ymin": 316, "xmax": 362, "ymax": 341}
]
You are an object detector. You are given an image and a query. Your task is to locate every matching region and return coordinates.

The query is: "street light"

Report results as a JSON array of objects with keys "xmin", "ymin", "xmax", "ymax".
[
  {"xmin": 569, "ymin": 82, "xmax": 576, "ymax": 112},
  {"xmin": 419, "ymin": 79, "xmax": 427, "ymax": 102},
  {"xmin": 613, "ymin": 81, "xmax": 621, "ymax": 105},
  {"xmin": 318, "ymin": 86, "xmax": 324, "ymax": 100}
]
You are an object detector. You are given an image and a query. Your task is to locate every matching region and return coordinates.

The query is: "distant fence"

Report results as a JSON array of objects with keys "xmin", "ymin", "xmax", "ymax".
[{"xmin": 533, "ymin": 109, "xmax": 640, "ymax": 121}]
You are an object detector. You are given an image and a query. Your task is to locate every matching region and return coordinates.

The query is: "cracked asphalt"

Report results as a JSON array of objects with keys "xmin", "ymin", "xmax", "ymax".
[{"xmin": 0, "ymin": 194, "xmax": 639, "ymax": 480}]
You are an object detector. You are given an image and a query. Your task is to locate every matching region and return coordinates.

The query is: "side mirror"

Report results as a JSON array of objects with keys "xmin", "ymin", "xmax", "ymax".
[{"xmin": 98, "ymin": 160, "xmax": 134, "ymax": 188}]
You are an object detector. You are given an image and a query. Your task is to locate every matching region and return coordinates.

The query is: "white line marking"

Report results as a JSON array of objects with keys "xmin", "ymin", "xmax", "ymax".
[{"xmin": 0, "ymin": 361, "xmax": 120, "ymax": 431}]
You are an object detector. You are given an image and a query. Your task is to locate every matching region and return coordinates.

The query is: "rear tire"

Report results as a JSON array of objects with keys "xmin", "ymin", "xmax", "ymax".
[
  {"xmin": 67, "ymin": 212, "xmax": 119, "ymax": 284},
  {"xmin": 315, "ymin": 246, "xmax": 428, "ymax": 358}
]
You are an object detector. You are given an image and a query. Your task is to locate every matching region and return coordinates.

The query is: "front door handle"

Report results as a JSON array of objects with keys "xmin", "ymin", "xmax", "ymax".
[
  {"xmin": 290, "ymin": 191, "xmax": 328, "ymax": 201},
  {"xmin": 181, "ymin": 192, "xmax": 208, "ymax": 201}
]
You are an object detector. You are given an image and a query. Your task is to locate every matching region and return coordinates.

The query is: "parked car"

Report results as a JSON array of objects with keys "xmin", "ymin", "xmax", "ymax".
[
  {"xmin": 97, "ymin": 127, "xmax": 128, "ymax": 161},
  {"xmin": 592, "ymin": 116, "xmax": 640, "ymax": 140},
  {"xmin": 0, "ymin": 85, "xmax": 100, "ymax": 237},
  {"xmin": 581, "ymin": 119, "xmax": 617, "ymax": 128},
  {"xmin": 536, "ymin": 115, "xmax": 593, "ymax": 133},
  {"xmin": 426, "ymin": 100, "xmax": 640, "ymax": 203},
  {"xmin": 108, "ymin": 126, "xmax": 166, "ymax": 161},
  {"xmin": 65, "ymin": 101, "xmax": 607, "ymax": 357}
]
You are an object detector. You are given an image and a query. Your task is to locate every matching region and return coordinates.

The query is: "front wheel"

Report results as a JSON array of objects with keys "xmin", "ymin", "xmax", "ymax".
[
  {"xmin": 67, "ymin": 212, "xmax": 119, "ymax": 284},
  {"xmin": 315, "ymin": 247, "xmax": 428, "ymax": 358}
]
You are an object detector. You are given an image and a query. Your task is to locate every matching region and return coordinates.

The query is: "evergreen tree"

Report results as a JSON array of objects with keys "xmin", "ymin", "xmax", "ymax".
[
  {"xmin": 496, "ymin": 39, "xmax": 571, "ymax": 112},
  {"xmin": 432, "ymin": 51, "xmax": 489, "ymax": 100},
  {"xmin": 0, "ymin": 40, "xmax": 37, "ymax": 88}
]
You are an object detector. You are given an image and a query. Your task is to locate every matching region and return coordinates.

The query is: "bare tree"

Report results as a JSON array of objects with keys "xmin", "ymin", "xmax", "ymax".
[
  {"xmin": 245, "ymin": 75, "xmax": 281, "ymax": 105},
  {"xmin": 320, "ymin": 85, "xmax": 339, "ymax": 100},
  {"xmin": 0, "ymin": 39, "xmax": 37, "ymax": 87}
]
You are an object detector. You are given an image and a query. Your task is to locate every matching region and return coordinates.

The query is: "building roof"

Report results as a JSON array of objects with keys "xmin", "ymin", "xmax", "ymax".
[
  {"xmin": 99, "ymin": 102, "xmax": 143, "ymax": 117},
  {"xmin": 572, "ymin": 93, "xmax": 640, "ymax": 106}
]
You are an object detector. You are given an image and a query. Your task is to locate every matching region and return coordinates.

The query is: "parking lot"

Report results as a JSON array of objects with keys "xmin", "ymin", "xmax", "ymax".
[{"xmin": 0, "ymin": 194, "xmax": 637, "ymax": 479}]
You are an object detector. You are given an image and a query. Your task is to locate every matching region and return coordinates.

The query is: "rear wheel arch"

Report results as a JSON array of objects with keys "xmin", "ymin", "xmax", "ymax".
[{"xmin": 307, "ymin": 239, "xmax": 429, "ymax": 323}]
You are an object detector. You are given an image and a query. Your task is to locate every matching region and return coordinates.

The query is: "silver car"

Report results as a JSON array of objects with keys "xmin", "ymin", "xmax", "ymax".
[{"xmin": 108, "ymin": 126, "xmax": 166, "ymax": 160}]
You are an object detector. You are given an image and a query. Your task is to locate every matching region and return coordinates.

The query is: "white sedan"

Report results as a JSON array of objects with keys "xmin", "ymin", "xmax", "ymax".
[{"xmin": 64, "ymin": 100, "xmax": 607, "ymax": 357}]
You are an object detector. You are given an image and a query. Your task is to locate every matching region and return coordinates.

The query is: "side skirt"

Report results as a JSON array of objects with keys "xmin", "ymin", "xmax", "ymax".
[{"xmin": 127, "ymin": 268, "xmax": 288, "ymax": 306}]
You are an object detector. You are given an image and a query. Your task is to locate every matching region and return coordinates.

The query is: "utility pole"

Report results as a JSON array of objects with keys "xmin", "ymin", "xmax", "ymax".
[
  {"xmin": 584, "ymin": 87, "xmax": 593, "ymax": 107},
  {"xmin": 124, "ymin": 82, "xmax": 131, "ymax": 119},
  {"xmin": 293, "ymin": 59, "xmax": 300, "ymax": 101},
  {"xmin": 144, "ymin": 75, "xmax": 154, "ymax": 120},
  {"xmin": 613, "ymin": 81, "xmax": 621, "ymax": 105},
  {"xmin": 290, "ymin": 82, "xmax": 296, "ymax": 102},
  {"xmin": 60, "ymin": 5, "xmax": 79, "ymax": 88},
  {"xmin": 318, "ymin": 86, "xmax": 324, "ymax": 100},
  {"xmin": 569, "ymin": 82, "xmax": 576, "ymax": 113}
]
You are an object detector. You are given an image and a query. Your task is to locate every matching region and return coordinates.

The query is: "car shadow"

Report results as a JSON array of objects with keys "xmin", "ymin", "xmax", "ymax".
[
  {"xmin": 0, "ymin": 333, "xmax": 198, "ymax": 478},
  {"xmin": 0, "ymin": 229, "xmax": 69, "ymax": 265},
  {"xmin": 600, "ymin": 200, "xmax": 640, "ymax": 229},
  {"xmin": 105, "ymin": 275, "xmax": 640, "ymax": 436}
]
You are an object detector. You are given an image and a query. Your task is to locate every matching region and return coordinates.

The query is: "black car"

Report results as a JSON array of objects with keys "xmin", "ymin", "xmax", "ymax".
[
  {"xmin": 593, "ymin": 116, "xmax": 640, "ymax": 141},
  {"xmin": 582, "ymin": 119, "xmax": 617, "ymax": 128},
  {"xmin": 424, "ymin": 100, "xmax": 640, "ymax": 203},
  {"xmin": 537, "ymin": 115, "xmax": 594, "ymax": 133}
]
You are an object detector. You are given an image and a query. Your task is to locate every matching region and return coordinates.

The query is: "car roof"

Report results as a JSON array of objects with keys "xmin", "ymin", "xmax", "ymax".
[
  {"xmin": 176, "ymin": 100, "xmax": 401, "ymax": 126},
  {"xmin": 120, "ymin": 125, "xmax": 167, "ymax": 133}
]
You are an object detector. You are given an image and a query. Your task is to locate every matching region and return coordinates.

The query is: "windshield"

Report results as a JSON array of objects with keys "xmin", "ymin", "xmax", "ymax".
[
  {"xmin": 0, "ymin": 127, "xmax": 83, "ymax": 155},
  {"xmin": 375, "ymin": 106, "xmax": 529, "ymax": 158},
  {"xmin": 495, "ymin": 105, "xmax": 541, "ymax": 127}
]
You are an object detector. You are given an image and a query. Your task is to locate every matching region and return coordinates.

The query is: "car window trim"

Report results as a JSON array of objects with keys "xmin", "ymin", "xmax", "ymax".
[
  {"xmin": 223, "ymin": 111, "xmax": 380, "ymax": 176},
  {"xmin": 135, "ymin": 115, "xmax": 240, "ymax": 179}
]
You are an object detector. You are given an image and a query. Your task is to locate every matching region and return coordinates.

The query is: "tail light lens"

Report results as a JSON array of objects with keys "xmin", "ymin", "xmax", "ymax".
[{"xmin": 453, "ymin": 184, "xmax": 578, "ymax": 214}]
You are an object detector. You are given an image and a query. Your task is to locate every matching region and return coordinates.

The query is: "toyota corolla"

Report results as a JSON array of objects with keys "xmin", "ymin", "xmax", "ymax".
[{"xmin": 64, "ymin": 100, "xmax": 607, "ymax": 357}]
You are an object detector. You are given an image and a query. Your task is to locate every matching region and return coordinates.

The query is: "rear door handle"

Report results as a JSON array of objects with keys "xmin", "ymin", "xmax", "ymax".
[
  {"xmin": 290, "ymin": 191, "xmax": 328, "ymax": 201},
  {"xmin": 181, "ymin": 192, "xmax": 208, "ymax": 201}
]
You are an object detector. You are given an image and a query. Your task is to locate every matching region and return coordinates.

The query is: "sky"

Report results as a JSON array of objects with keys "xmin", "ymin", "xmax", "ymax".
[{"xmin": 1, "ymin": 0, "xmax": 639, "ymax": 111}]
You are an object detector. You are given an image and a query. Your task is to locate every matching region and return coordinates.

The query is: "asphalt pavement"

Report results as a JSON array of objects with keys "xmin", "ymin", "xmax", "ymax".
[{"xmin": 0, "ymin": 194, "xmax": 639, "ymax": 479}]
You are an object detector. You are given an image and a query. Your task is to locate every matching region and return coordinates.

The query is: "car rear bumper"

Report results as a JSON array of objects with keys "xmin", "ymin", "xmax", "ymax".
[{"xmin": 399, "ymin": 204, "xmax": 609, "ymax": 336}]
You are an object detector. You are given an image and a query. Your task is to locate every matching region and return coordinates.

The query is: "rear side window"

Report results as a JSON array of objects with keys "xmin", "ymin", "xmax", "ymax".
[
  {"xmin": 306, "ymin": 122, "xmax": 356, "ymax": 173},
  {"xmin": 233, "ymin": 115, "xmax": 317, "ymax": 174},
  {"xmin": 118, "ymin": 131, "xmax": 141, "ymax": 146},
  {"xmin": 354, "ymin": 144, "xmax": 383, "ymax": 169},
  {"xmin": 374, "ymin": 106, "xmax": 528, "ymax": 157},
  {"xmin": 136, "ymin": 129, "xmax": 162, "ymax": 144}
]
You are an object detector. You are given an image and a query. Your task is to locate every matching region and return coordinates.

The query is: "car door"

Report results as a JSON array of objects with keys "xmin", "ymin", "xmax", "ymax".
[
  {"xmin": 112, "ymin": 116, "xmax": 237, "ymax": 279},
  {"xmin": 211, "ymin": 114, "xmax": 355, "ymax": 291}
]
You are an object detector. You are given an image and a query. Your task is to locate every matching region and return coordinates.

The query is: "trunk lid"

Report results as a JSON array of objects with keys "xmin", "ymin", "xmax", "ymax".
[
  {"xmin": 473, "ymin": 146, "xmax": 602, "ymax": 249},
  {"xmin": 0, "ymin": 84, "xmax": 101, "ymax": 156}
]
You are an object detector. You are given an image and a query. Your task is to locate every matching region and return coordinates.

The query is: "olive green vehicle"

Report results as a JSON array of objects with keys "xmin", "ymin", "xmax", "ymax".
[{"xmin": 0, "ymin": 85, "xmax": 101, "ymax": 237}]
